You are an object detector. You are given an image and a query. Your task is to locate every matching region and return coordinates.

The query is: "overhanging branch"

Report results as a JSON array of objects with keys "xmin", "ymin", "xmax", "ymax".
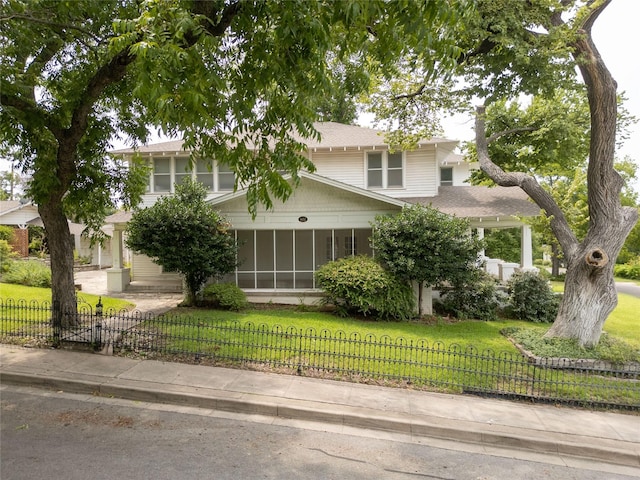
[{"xmin": 475, "ymin": 105, "xmax": 579, "ymax": 256}]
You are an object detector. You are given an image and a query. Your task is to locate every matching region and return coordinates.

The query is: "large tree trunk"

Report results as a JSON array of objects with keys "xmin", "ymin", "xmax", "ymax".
[
  {"xmin": 39, "ymin": 199, "xmax": 78, "ymax": 328},
  {"xmin": 546, "ymin": 243, "xmax": 618, "ymax": 347}
]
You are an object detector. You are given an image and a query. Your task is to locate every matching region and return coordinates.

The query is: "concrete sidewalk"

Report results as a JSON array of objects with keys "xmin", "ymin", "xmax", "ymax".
[{"xmin": 1, "ymin": 344, "xmax": 638, "ymax": 475}]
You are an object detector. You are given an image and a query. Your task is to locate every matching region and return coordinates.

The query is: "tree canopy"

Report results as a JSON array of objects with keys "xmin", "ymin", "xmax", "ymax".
[{"xmin": 0, "ymin": 0, "xmax": 465, "ymax": 317}]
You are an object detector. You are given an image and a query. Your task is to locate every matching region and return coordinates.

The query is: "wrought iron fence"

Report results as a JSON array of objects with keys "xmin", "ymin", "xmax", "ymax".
[{"xmin": 1, "ymin": 298, "xmax": 638, "ymax": 409}]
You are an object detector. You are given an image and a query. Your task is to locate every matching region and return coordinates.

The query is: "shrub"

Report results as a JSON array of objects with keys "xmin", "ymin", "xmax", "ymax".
[
  {"xmin": 436, "ymin": 270, "xmax": 503, "ymax": 321},
  {"xmin": 315, "ymin": 255, "xmax": 415, "ymax": 321},
  {"xmin": 202, "ymin": 282, "xmax": 247, "ymax": 311},
  {"xmin": 3, "ymin": 259, "xmax": 52, "ymax": 288},
  {"xmin": 614, "ymin": 259, "xmax": 640, "ymax": 280},
  {"xmin": 0, "ymin": 225, "xmax": 15, "ymax": 243},
  {"xmin": 506, "ymin": 270, "xmax": 560, "ymax": 323},
  {"xmin": 0, "ymin": 239, "xmax": 18, "ymax": 273}
]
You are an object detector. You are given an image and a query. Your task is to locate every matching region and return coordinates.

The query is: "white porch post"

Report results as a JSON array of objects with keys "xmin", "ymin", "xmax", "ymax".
[
  {"xmin": 107, "ymin": 226, "xmax": 130, "ymax": 292},
  {"xmin": 477, "ymin": 227, "xmax": 485, "ymax": 258},
  {"xmin": 520, "ymin": 224, "xmax": 534, "ymax": 270}
]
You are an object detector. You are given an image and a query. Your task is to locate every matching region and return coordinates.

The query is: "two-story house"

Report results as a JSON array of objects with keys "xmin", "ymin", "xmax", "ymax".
[{"xmin": 106, "ymin": 122, "xmax": 539, "ymax": 310}]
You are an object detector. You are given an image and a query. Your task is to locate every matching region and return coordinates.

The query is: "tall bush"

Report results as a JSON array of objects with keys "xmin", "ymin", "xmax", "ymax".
[
  {"xmin": 506, "ymin": 270, "xmax": 560, "ymax": 323},
  {"xmin": 436, "ymin": 269, "xmax": 503, "ymax": 321},
  {"xmin": 0, "ymin": 239, "xmax": 17, "ymax": 273},
  {"xmin": 371, "ymin": 205, "xmax": 484, "ymax": 316},
  {"xmin": 315, "ymin": 255, "xmax": 415, "ymax": 321}
]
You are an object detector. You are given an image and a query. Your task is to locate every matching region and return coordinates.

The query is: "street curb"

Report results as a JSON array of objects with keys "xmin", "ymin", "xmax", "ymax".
[{"xmin": 1, "ymin": 370, "xmax": 638, "ymax": 469}]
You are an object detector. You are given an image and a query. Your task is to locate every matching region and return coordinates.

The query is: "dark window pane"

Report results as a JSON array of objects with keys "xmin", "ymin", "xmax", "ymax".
[
  {"xmin": 276, "ymin": 231, "xmax": 293, "ymax": 270},
  {"xmin": 295, "ymin": 230, "xmax": 313, "ymax": 270},
  {"xmin": 256, "ymin": 230, "xmax": 274, "ymax": 270}
]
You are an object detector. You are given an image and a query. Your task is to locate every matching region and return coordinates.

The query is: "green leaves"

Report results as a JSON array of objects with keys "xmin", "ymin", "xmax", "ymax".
[
  {"xmin": 125, "ymin": 179, "xmax": 239, "ymax": 305},
  {"xmin": 371, "ymin": 204, "xmax": 484, "ymax": 289}
]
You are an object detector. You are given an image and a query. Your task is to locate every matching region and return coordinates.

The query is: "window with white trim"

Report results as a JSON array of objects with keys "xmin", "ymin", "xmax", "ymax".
[
  {"xmin": 440, "ymin": 167, "xmax": 453, "ymax": 186},
  {"xmin": 366, "ymin": 151, "xmax": 404, "ymax": 189},
  {"xmin": 149, "ymin": 156, "xmax": 235, "ymax": 193}
]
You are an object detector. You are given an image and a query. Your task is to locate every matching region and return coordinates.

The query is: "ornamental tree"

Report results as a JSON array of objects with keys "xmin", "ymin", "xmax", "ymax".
[
  {"xmin": 0, "ymin": 0, "xmax": 463, "ymax": 325},
  {"xmin": 125, "ymin": 179, "xmax": 238, "ymax": 306},
  {"xmin": 371, "ymin": 205, "xmax": 484, "ymax": 317}
]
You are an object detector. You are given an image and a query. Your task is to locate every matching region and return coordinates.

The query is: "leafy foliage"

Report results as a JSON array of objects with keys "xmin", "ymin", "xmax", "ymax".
[
  {"xmin": 614, "ymin": 259, "xmax": 640, "ymax": 281},
  {"xmin": 125, "ymin": 179, "xmax": 238, "ymax": 305},
  {"xmin": 315, "ymin": 255, "xmax": 415, "ymax": 321},
  {"xmin": 202, "ymin": 283, "xmax": 248, "ymax": 311},
  {"xmin": 0, "ymin": 225, "xmax": 14, "ymax": 243},
  {"xmin": 0, "ymin": 240, "xmax": 17, "ymax": 273},
  {"xmin": 371, "ymin": 204, "xmax": 484, "ymax": 315},
  {"xmin": 436, "ymin": 270, "xmax": 503, "ymax": 321},
  {"xmin": 2, "ymin": 259, "xmax": 51, "ymax": 288},
  {"xmin": 506, "ymin": 271, "xmax": 560, "ymax": 323}
]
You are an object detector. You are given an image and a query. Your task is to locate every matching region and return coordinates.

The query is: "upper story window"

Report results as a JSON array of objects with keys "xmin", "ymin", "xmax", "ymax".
[
  {"xmin": 218, "ymin": 162, "xmax": 235, "ymax": 191},
  {"xmin": 440, "ymin": 167, "xmax": 453, "ymax": 186},
  {"xmin": 153, "ymin": 157, "xmax": 171, "ymax": 192},
  {"xmin": 366, "ymin": 151, "xmax": 404, "ymax": 189},
  {"xmin": 149, "ymin": 156, "xmax": 235, "ymax": 193}
]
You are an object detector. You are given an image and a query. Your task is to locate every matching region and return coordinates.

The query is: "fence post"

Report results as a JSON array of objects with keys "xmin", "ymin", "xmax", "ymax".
[
  {"xmin": 93, "ymin": 297, "xmax": 103, "ymax": 350},
  {"xmin": 52, "ymin": 300, "xmax": 61, "ymax": 347}
]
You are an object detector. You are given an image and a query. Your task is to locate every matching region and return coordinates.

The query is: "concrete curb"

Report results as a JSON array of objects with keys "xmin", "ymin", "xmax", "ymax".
[{"xmin": 2, "ymin": 370, "xmax": 638, "ymax": 469}]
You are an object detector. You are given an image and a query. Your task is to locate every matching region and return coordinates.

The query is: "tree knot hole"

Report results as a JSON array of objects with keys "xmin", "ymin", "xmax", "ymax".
[{"xmin": 585, "ymin": 248, "xmax": 608, "ymax": 268}]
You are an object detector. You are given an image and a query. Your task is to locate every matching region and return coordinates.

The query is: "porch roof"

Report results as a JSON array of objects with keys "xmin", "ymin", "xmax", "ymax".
[{"xmin": 402, "ymin": 186, "xmax": 540, "ymax": 221}]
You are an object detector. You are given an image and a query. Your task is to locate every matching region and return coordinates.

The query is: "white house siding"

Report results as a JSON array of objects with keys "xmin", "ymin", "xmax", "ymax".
[
  {"xmin": 311, "ymin": 151, "xmax": 364, "ymax": 188},
  {"xmin": 131, "ymin": 252, "xmax": 181, "ymax": 283},
  {"xmin": 401, "ymin": 149, "xmax": 437, "ymax": 198},
  {"xmin": 219, "ymin": 177, "xmax": 401, "ymax": 230}
]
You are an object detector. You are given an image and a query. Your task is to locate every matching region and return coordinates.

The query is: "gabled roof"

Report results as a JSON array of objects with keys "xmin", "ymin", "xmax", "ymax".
[
  {"xmin": 208, "ymin": 170, "xmax": 408, "ymax": 209},
  {"xmin": 404, "ymin": 186, "xmax": 540, "ymax": 220},
  {"xmin": 0, "ymin": 200, "xmax": 34, "ymax": 216},
  {"xmin": 112, "ymin": 122, "xmax": 457, "ymax": 155}
]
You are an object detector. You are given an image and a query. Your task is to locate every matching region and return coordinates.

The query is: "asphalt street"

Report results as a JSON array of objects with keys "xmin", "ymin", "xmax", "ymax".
[{"xmin": 2, "ymin": 385, "xmax": 638, "ymax": 480}]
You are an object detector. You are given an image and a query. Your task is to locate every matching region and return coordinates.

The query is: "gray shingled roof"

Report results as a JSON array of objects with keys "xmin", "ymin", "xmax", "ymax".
[
  {"xmin": 403, "ymin": 186, "xmax": 540, "ymax": 219},
  {"xmin": 112, "ymin": 122, "xmax": 456, "ymax": 154}
]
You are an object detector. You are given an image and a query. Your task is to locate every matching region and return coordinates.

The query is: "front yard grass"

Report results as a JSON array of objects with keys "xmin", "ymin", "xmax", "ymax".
[{"xmin": 0, "ymin": 282, "xmax": 134, "ymax": 312}]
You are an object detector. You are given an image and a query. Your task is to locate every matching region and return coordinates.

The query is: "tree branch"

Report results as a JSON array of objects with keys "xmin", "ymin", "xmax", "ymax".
[
  {"xmin": 0, "ymin": 13, "xmax": 102, "ymax": 43},
  {"xmin": 192, "ymin": 0, "xmax": 243, "ymax": 37},
  {"xmin": 475, "ymin": 105, "xmax": 579, "ymax": 257},
  {"xmin": 486, "ymin": 126, "xmax": 538, "ymax": 144},
  {"xmin": 0, "ymin": 92, "xmax": 63, "ymax": 137}
]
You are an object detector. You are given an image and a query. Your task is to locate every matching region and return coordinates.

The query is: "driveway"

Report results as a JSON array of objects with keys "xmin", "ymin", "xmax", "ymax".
[{"xmin": 616, "ymin": 281, "xmax": 640, "ymax": 299}]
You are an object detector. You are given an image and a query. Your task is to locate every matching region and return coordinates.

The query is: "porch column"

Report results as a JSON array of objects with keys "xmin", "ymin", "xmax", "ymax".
[
  {"xmin": 107, "ymin": 226, "xmax": 130, "ymax": 292},
  {"xmin": 476, "ymin": 227, "xmax": 485, "ymax": 258},
  {"xmin": 520, "ymin": 224, "xmax": 534, "ymax": 270}
]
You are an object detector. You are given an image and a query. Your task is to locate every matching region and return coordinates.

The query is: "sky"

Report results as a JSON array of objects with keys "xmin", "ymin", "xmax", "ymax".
[
  {"xmin": 3, "ymin": 0, "xmax": 639, "ymax": 192},
  {"xmin": 440, "ymin": 0, "xmax": 640, "ymax": 192}
]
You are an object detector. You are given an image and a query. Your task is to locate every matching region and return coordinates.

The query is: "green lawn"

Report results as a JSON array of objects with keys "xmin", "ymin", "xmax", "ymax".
[{"xmin": 0, "ymin": 283, "xmax": 134, "ymax": 312}]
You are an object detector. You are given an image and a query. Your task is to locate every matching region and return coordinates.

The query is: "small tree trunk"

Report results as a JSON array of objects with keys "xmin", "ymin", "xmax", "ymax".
[
  {"xmin": 39, "ymin": 200, "xmax": 78, "ymax": 328},
  {"xmin": 417, "ymin": 281, "xmax": 424, "ymax": 317}
]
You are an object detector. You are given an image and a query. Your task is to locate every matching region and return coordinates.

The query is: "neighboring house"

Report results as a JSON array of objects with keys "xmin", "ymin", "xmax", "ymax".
[
  {"xmin": 107, "ymin": 122, "xmax": 540, "ymax": 310},
  {"xmin": 0, "ymin": 200, "xmax": 39, "ymax": 256},
  {"xmin": 0, "ymin": 200, "xmax": 112, "ymax": 267}
]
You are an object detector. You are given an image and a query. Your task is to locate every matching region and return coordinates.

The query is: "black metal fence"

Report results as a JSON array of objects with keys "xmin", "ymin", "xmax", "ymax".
[{"xmin": 1, "ymin": 298, "xmax": 638, "ymax": 409}]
